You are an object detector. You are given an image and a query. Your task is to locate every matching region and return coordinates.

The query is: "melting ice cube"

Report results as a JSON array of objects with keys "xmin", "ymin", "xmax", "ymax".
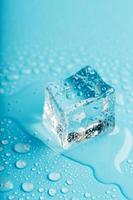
[{"xmin": 43, "ymin": 66, "xmax": 115, "ymax": 149}]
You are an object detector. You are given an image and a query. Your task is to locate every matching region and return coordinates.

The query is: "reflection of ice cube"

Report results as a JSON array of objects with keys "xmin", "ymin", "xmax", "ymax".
[{"xmin": 43, "ymin": 66, "xmax": 115, "ymax": 149}]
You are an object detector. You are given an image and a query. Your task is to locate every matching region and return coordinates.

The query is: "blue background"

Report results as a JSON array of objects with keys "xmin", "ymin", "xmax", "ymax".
[{"xmin": 0, "ymin": 0, "xmax": 133, "ymax": 200}]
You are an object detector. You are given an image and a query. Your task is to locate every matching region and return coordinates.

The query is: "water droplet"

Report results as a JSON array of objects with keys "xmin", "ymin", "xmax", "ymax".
[
  {"xmin": 61, "ymin": 187, "xmax": 69, "ymax": 194},
  {"xmin": 8, "ymin": 195, "xmax": 14, "ymax": 200},
  {"xmin": 7, "ymin": 74, "xmax": 19, "ymax": 81},
  {"xmin": 6, "ymin": 153, "xmax": 11, "ymax": 157},
  {"xmin": 84, "ymin": 192, "xmax": 91, "ymax": 198},
  {"xmin": 71, "ymin": 197, "xmax": 79, "ymax": 200},
  {"xmin": 48, "ymin": 187, "xmax": 57, "ymax": 196},
  {"xmin": 22, "ymin": 69, "xmax": 31, "ymax": 75},
  {"xmin": 66, "ymin": 179, "xmax": 73, "ymax": 185},
  {"xmin": 39, "ymin": 196, "xmax": 45, "ymax": 200},
  {"xmin": 0, "ymin": 180, "xmax": 13, "ymax": 192},
  {"xmin": 127, "ymin": 159, "xmax": 133, "ymax": 164},
  {"xmin": 48, "ymin": 172, "xmax": 61, "ymax": 182},
  {"xmin": 67, "ymin": 64, "xmax": 74, "ymax": 69},
  {"xmin": 21, "ymin": 182, "xmax": 34, "ymax": 192},
  {"xmin": 106, "ymin": 190, "xmax": 111, "ymax": 194},
  {"xmin": 1, "ymin": 140, "xmax": 9, "ymax": 145},
  {"xmin": 15, "ymin": 160, "xmax": 27, "ymax": 169},
  {"xmin": 31, "ymin": 167, "xmax": 36, "ymax": 171},
  {"xmin": 14, "ymin": 143, "xmax": 31, "ymax": 153},
  {"xmin": 38, "ymin": 188, "xmax": 44, "ymax": 193}
]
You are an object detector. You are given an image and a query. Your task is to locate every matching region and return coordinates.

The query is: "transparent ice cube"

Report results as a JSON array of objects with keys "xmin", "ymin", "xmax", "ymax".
[{"xmin": 43, "ymin": 66, "xmax": 115, "ymax": 149}]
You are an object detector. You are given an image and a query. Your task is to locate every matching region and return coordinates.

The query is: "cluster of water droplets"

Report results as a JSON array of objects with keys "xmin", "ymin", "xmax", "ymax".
[
  {"xmin": 0, "ymin": 117, "xmax": 127, "ymax": 200},
  {"xmin": 1, "ymin": 42, "xmax": 133, "ymax": 199}
]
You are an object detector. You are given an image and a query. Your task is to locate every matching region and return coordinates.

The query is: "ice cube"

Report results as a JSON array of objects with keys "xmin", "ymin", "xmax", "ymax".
[{"xmin": 43, "ymin": 66, "xmax": 115, "ymax": 149}]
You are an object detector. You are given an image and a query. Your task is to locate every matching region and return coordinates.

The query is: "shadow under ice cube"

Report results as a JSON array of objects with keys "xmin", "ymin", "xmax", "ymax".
[{"xmin": 43, "ymin": 66, "xmax": 115, "ymax": 149}]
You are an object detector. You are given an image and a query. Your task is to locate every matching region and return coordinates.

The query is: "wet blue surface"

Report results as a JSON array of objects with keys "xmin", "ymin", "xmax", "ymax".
[{"xmin": 0, "ymin": 0, "xmax": 133, "ymax": 199}]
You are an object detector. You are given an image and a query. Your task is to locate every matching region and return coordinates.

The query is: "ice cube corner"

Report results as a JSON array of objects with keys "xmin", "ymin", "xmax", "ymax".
[{"xmin": 43, "ymin": 66, "xmax": 115, "ymax": 149}]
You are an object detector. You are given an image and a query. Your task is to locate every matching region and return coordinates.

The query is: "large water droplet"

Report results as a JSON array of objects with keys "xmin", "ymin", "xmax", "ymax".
[
  {"xmin": 48, "ymin": 187, "xmax": 57, "ymax": 196},
  {"xmin": 21, "ymin": 182, "xmax": 34, "ymax": 192},
  {"xmin": 14, "ymin": 143, "xmax": 31, "ymax": 153},
  {"xmin": 0, "ymin": 180, "xmax": 14, "ymax": 192},
  {"xmin": 15, "ymin": 160, "xmax": 27, "ymax": 169},
  {"xmin": 48, "ymin": 172, "xmax": 61, "ymax": 182}
]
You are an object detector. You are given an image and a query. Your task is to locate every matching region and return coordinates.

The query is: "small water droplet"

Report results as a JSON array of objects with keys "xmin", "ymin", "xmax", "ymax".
[
  {"xmin": 66, "ymin": 179, "xmax": 73, "ymax": 185},
  {"xmin": 21, "ymin": 182, "xmax": 34, "ymax": 192},
  {"xmin": 1, "ymin": 140, "xmax": 9, "ymax": 145},
  {"xmin": 39, "ymin": 196, "xmax": 45, "ymax": 200},
  {"xmin": 61, "ymin": 187, "xmax": 69, "ymax": 194},
  {"xmin": 8, "ymin": 195, "xmax": 14, "ymax": 200},
  {"xmin": 84, "ymin": 192, "xmax": 91, "ymax": 198},
  {"xmin": 22, "ymin": 69, "xmax": 31, "ymax": 75},
  {"xmin": 31, "ymin": 167, "xmax": 36, "ymax": 171},
  {"xmin": 7, "ymin": 74, "xmax": 19, "ymax": 81},
  {"xmin": 48, "ymin": 172, "xmax": 61, "ymax": 182},
  {"xmin": 15, "ymin": 160, "xmax": 27, "ymax": 169},
  {"xmin": 6, "ymin": 153, "xmax": 11, "ymax": 157},
  {"xmin": 71, "ymin": 197, "xmax": 79, "ymax": 200},
  {"xmin": 38, "ymin": 188, "xmax": 44, "ymax": 193},
  {"xmin": 0, "ymin": 180, "xmax": 13, "ymax": 192},
  {"xmin": 106, "ymin": 190, "xmax": 111, "ymax": 194},
  {"xmin": 14, "ymin": 143, "xmax": 31, "ymax": 153},
  {"xmin": 127, "ymin": 159, "xmax": 133, "ymax": 164},
  {"xmin": 48, "ymin": 187, "xmax": 57, "ymax": 196}
]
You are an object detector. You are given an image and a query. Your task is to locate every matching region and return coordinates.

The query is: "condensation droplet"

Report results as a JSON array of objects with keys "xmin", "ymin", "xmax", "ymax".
[
  {"xmin": 21, "ymin": 182, "xmax": 34, "ymax": 192},
  {"xmin": 84, "ymin": 192, "xmax": 91, "ymax": 198},
  {"xmin": 48, "ymin": 172, "xmax": 61, "ymax": 182},
  {"xmin": 66, "ymin": 179, "xmax": 73, "ymax": 185},
  {"xmin": 8, "ymin": 195, "xmax": 14, "ymax": 200},
  {"xmin": 0, "ymin": 180, "xmax": 14, "ymax": 192},
  {"xmin": 127, "ymin": 159, "xmax": 133, "ymax": 164},
  {"xmin": 38, "ymin": 188, "xmax": 44, "ymax": 193},
  {"xmin": 14, "ymin": 143, "xmax": 31, "ymax": 153},
  {"xmin": 6, "ymin": 153, "xmax": 11, "ymax": 157},
  {"xmin": 39, "ymin": 196, "xmax": 45, "ymax": 200},
  {"xmin": 1, "ymin": 140, "xmax": 9, "ymax": 145},
  {"xmin": 8, "ymin": 73, "xmax": 20, "ymax": 81},
  {"xmin": 15, "ymin": 160, "xmax": 27, "ymax": 169},
  {"xmin": 71, "ymin": 197, "xmax": 79, "ymax": 200},
  {"xmin": 48, "ymin": 188, "xmax": 57, "ymax": 196},
  {"xmin": 61, "ymin": 187, "xmax": 69, "ymax": 194}
]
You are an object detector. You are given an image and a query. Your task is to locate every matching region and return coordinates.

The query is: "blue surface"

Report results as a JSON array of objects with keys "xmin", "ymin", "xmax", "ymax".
[{"xmin": 0, "ymin": 0, "xmax": 133, "ymax": 200}]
